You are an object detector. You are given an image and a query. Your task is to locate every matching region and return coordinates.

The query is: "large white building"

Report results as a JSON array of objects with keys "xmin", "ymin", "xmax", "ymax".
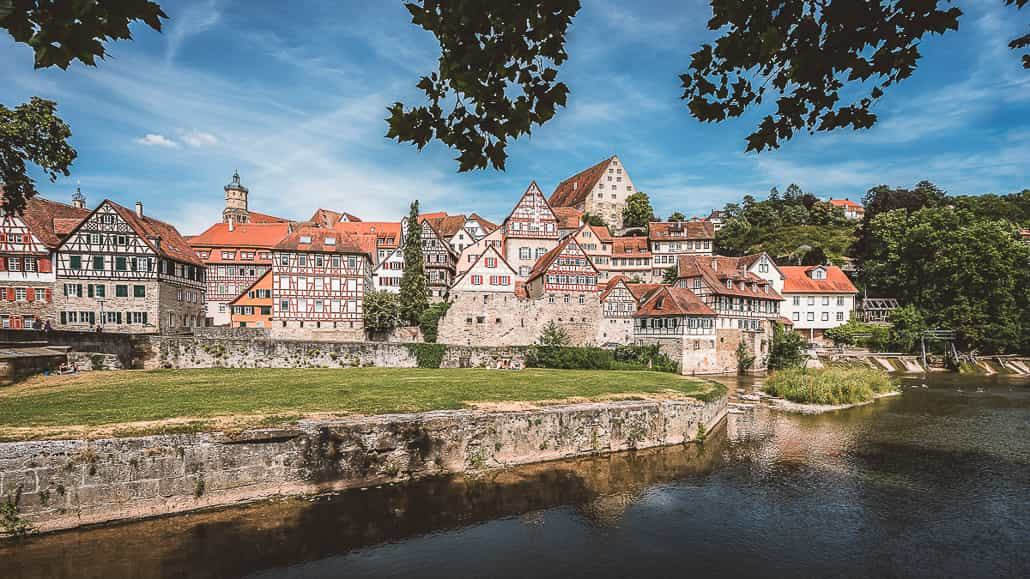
[
  {"xmin": 779, "ymin": 265, "xmax": 858, "ymax": 341},
  {"xmin": 548, "ymin": 155, "xmax": 638, "ymax": 230}
]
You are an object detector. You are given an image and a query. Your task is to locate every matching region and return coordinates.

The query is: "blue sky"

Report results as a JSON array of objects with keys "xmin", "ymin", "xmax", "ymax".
[{"xmin": 2, "ymin": 0, "xmax": 1028, "ymax": 234}]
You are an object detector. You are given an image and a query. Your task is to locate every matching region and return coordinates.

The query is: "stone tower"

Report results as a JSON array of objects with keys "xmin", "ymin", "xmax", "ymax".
[
  {"xmin": 71, "ymin": 183, "xmax": 86, "ymax": 209},
  {"xmin": 223, "ymin": 170, "xmax": 249, "ymax": 224}
]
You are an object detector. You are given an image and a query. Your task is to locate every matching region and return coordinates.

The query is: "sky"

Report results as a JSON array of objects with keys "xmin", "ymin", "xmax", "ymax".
[{"xmin": 2, "ymin": 0, "xmax": 1028, "ymax": 234}]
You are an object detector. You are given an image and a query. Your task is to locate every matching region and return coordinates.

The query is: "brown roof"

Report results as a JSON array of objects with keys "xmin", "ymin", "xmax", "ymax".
[
  {"xmin": 308, "ymin": 208, "xmax": 361, "ymax": 227},
  {"xmin": 334, "ymin": 221, "xmax": 403, "ymax": 249},
  {"xmin": 247, "ymin": 210, "xmax": 291, "ymax": 224},
  {"xmin": 274, "ymin": 225, "xmax": 373, "ymax": 257},
  {"xmin": 552, "ymin": 207, "xmax": 584, "ymax": 229},
  {"xmin": 590, "ymin": 224, "xmax": 613, "ymax": 243},
  {"xmin": 634, "ymin": 286, "xmax": 716, "ymax": 317},
  {"xmin": 648, "ymin": 220, "xmax": 714, "ymax": 241},
  {"xmin": 95, "ymin": 201, "xmax": 205, "ymax": 267},
  {"xmin": 548, "ymin": 156, "xmax": 614, "ymax": 208},
  {"xmin": 599, "ymin": 276, "xmax": 660, "ymax": 303},
  {"xmin": 677, "ymin": 255, "xmax": 784, "ymax": 300},
  {"xmin": 468, "ymin": 213, "xmax": 498, "ymax": 233},
  {"xmin": 189, "ymin": 222, "xmax": 292, "ymax": 250},
  {"xmin": 429, "ymin": 214, "xmax": 470, "ymax": 238},
  {"xmin": 19, "ymin": 196, "xmax": 91, "ymax": 249},
  {"xmin": 527, "ymin": 236, "xmax": 598, "ymax": 283},
  {"xmin": 780, "ymin": 266, "xmax": 858, "ymax": 294},
  {"xmin": 612, "ymin": 236, "xmax": 650, "ymax": 257}
]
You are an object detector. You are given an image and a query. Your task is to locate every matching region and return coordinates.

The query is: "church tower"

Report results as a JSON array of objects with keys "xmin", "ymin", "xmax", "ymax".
[
  {"xmin": 223, "ymin": 170, "xmax": 250, "ymax": 224},
  {"xmin": 71, "ymin": 183, "xmax": 87, "ymax": 209}
]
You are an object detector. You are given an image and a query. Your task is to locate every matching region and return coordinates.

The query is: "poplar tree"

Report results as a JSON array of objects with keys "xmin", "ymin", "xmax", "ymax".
[{"xmin": 399, "ymin": 200, "xmax": 429, "ymax": 324}]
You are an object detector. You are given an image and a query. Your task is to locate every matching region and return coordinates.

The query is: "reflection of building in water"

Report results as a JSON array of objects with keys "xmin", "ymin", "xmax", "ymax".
[{"xmin": 578, "ymin": 492, "xmax": 638, "ymax": 528}]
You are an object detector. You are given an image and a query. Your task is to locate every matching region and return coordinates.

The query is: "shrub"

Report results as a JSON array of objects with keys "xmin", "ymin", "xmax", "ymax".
[
  {"xmin": 825, "ymin": 320, "xmax": 890, "ymax": 351},
  {"xmin": 1, "ymin": 487, "xmax": 33, "ymax": 537},
  {"xmin": 767, "ymin": 322, "xmax": 806, "ymax": 370},
  {"xmin": 525, "ymin": 344, "xmax": 678, "ymax": 373},
  {"xmin": 405, "ymin": 343, "xmax": 446, "ymax": 368},
  {"xmin": 736, "ymin": 341, "xmax": 755, "ymax": 374},
  {"xmin": 363, "ymin": 290, "xmax": 401, "ymax": 333},
  {"xmin": 764, "ymin": 367, "xmax": 896, "ymax": 405},
  {"xmin": 418, "ymin": 302, "xmax": 450, "ymax": 343},
  {"xmin": 536, "ymin": 321, "xmax": 570, "ymax": 347}
]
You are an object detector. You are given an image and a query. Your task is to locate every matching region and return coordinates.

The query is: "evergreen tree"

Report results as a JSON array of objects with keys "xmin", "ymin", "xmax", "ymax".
[
  {"xmin": 537, "ymin": 321, "xmax": 571, "ymax": 347},
  {"xmin": 399, "ymin": 201, "xmax": 429, "ymax": 325}
]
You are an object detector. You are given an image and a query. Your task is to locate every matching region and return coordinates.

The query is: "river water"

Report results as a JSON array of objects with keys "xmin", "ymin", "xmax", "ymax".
[{"xmin": 3, "ymin": 374, "xmax": 1028, "ymax": 578}]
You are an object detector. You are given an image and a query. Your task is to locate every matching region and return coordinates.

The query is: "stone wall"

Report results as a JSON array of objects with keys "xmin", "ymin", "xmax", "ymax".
[
  {"xmin": 145, "ymin": 335, "xmax": 527, "ymax": 370},
  {"xmin": 0, "ymin": 396, "xmax": 726, "ymax": 533},
  {"xmin": 437, "ymin": 291, "xmax": 599, "ymax": 347},
  {"xmin": 716, "ymin": 324, "xmax": 771, "ymax": 374},
  {"xmin": 0, "ymin": 329, "xmax": 143, "ymax": 369}
]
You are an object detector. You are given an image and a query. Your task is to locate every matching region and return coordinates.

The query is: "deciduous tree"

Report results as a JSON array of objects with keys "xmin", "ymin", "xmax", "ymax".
[{"xmin": 622, "ymin": 192, "xmax": 656, "ymax": 229}]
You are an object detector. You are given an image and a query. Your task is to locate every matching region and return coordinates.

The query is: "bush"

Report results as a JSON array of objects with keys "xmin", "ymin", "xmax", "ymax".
[
  {"xmin": 405, "ymin": 343, "xmax": 447, "ymax": 368},
  {"xmin": 525, "ymin": 344, "xmax": 678, "ymax": 373},
  {"xmin": 825, "ymin": 320, "xmax": 890, "ymax": 351},
  {"xmin": 736, "ymin": 341, "xmax": 755, "ymax": 374},
  {"xmin": 767, "ymin": 322, "xmax": 806, "ymax": 370},
  {"xmin": 536, "ymin": 321, "xmax": 571, "ymax": 347},
  {"xmin": 418, "ymin": 302, "xmax": 450, "ymax": 343},
  {"xmin": 363, "ymin": 290, "xmax": 401, "ymax": 333},
  {"xmin": 764, "ymin": 367, "xmax": 896, "ymax": 405}
]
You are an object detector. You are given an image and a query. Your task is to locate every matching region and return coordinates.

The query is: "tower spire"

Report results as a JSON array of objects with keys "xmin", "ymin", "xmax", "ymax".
[{"xmin": 72, "ymin": 180, "xmax": 86, "ymax": 209}]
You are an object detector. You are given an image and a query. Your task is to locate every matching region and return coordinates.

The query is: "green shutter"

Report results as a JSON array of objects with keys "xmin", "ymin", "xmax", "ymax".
[
  {"xmin": 87, "ymin": 284, "xmax": 94, "ymax": 298},
  {"xmin": 60, "ymin": 312, "xmax": 66, "ymax": 324}
]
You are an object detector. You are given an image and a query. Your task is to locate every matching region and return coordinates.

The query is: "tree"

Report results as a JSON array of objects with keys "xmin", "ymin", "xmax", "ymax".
[
  {"xmin": 667, "ymin": 212, "xmax": 686, "ymax": 222},
  {"xmin": 418, "ymin": 302, "xmax": 450, "ymax": 343},
  {"xmin": 767, "ymin": 323, "xmax": 807, "ymax": 370},
  {"xmin": 363, "ymin": 290, "xmax": 401, "ymax": 334},
  {"xmin": 0, "ymin": 0, "xmax": 167, "ymax": 213},
  {"xmin": 735, "ymin": 340, "xmax": 755, "ymax": 374},
  {"xmin": 662, "ymin": 266, "xmax": 678, "ymax": 285},
  {"xmin": 622, "ymin": 192, "xmax": 656, "ymax": 228},
  {"xmin": 582, "ymin": 212, "xmax": 607, "ymax": 227},
  {"xmin": 887, "ymin": 305, "xmax": 928, "ymax": 353},
  {"xmin": 537, "ymin": 320, "xmax": 570, "ymax": 347},
  {"xmin": 399, "ymin": 201, "xmax": 429, "ymax": 324},
  {"xmin": 390, "ymin": 1, "xmax": 1028, "ymax": 169},
  {"xmin": 1, "ymin": 98, "xmax": 77, "ymax": 214}
]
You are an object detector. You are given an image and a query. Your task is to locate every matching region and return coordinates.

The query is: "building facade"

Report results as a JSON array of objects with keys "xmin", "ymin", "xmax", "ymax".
[
  {"xmin": 228, "ymin": 270, "xmax": 273, "ymax": 328},
  {"xmin": 633, "ymin": 286, "xmax": 720, "ymax": 375},
  {"xmin": 598, "ymin": 277, "xmax": 660, "ymax": 346},
  {"xmin": 525, "ymin": 237, "xmax": 600, "ymax": 299},
  {"xmin": 548, "ymin": 155, "xmax": 638, "ymax": 229},
  {"xmin": 502, "ymin": 182, "xmax": 560, "ymax": 278},
  {"xmin": 649, "ymin": 220, "xmax": 715, "ymax": 278},
  {"xmin": 609, "ymin": 236, "xmax": 652, "ymax": 282},
  {"xmin": 779, "ymin": 265, "xmax": 858, "ymax": 341},
  {"xmin": 54, "ymin": 200, "xmax": 206, "ymax": 333},
  {"xmin": 419, "ymin": 220, "xmax": 458, "ymax": 301},
  {"xmin": 572, "ymin": 224, "xmax": 613, "ymax": 281},
  {"xmin": 450, "ymin": 245, "xmax": 516, "ymax": 294},
  {"xmin": 829, "ymin": 199, "xmax": 865, "ymax": 220}
]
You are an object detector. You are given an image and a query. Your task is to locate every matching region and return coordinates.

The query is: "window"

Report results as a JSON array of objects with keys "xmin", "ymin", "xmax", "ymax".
[
  {"xmin": 821, "ymin": 312, "xmax": 830, "ymax": 321},
  {"xmin": 822, "ymin": 296, "xmax": 830, "ymax": 306},
  {"xmin": 348, "ymin": 256, "xmax": 357, "ymax": 269},
  {"xmin": 485, "ymin": 257, "xmax": 497, "ymax": 268},
  {"xmin": 837, "ymin": 312, "xmax": 845, "ymax": 321},
  {"xmin": 299, "ymin": 235, "xmax": 312, "ymax": 244},
  {"xmin": 519, "ymin": 247, "xmax": 531, "ymax": 260},
  {"xmin": 115, "ymin": 257, "xmax": 127, "ymax": 271},
  {"xmin": 280, "ymin": 300, "xmax": 289, "ymax": 311},
  {"xmin": 70, "ymin": 255, "xmax": 82, "ymax": 270},
  {"xmin": 471, "ymin": 275, "xmax": 483, "ymax": 285},
  {"xmin": 807, "ymin": 312, "xmax": 815, "ymax": 321},
  {"xmin": 807, "ymin": 296, "xmax": 815, "ymax": 306},
  {"xmin": 279, "ymin": 254, "xmax": 289, "ymax": 266},
  {"xmin": 325, "ymin": 237, "xmax": 336, "ymax": 246},
  {"xmin": 298, "ymin": 255, "xmax": 307, "ymax": 267},
  {"xmin": 15, "ymin": 288, "xmax": 26, "ymax": 301},
  {"xmin": 92, "ymin": 284, "xmax": 106, "ymax": 298},
  {"xmin": 837, "ymin": 296, "xmax": 845, "ymax": 306},
  {"xmin": 315, "ymin": 255, "xmax": 324, "ymax": 267},
  {"xmin": 115, "ymin": 285, "xmax": 128, "ymax": 297},
  {"xmin": 133, "ymin": 285, "xmax": 146, "ymax": 298},
  {"xmin": 332, "ymin": 255, "xmax": 341, "ymax": 268}
]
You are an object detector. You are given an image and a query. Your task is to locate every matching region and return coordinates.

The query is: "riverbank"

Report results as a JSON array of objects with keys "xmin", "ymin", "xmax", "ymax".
[
  {"xmin": 0, "ymin": 394, "xmax": 727, "ymax": 535},
  {"xmin": 766, "ymin": 390, "xmax": 901, "ymax": 415}
]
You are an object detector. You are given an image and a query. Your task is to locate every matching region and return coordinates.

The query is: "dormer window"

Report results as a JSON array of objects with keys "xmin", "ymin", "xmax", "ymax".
[
  {"xmin": 300, "ymin": 235, "xmax": 312, "ymax": 244},
  {"xmin": 726, "ymin": 280, "xmax": 733, "ymax": 289},
  {"xmin": 811, "ymin": 267, "xmax": 826, "ymax": 280},
  {"xmin": 325, "ymin": 237, "xmax": 336, "ymax": 245},
  {"xmin": 655, "ymin": 297, "xmax": 664, "ymax": 310}
]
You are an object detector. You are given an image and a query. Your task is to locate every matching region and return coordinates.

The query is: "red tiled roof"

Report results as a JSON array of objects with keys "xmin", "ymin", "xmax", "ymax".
[
  {"xmin": 612, "ymin": 236, "xmax": 650, "ymax": 257},
  {"xmin": 189, "ymin": 222, "xmax": 292, "ymax": 249},
  {"xmin": 634, "ymin": 286, "xmax": 716, "ymax": 317},
  {"xmin": 247, "ymin": 210, "xmax": 291, "ymax": 224},
  {"xmin": 228, "ymin": 270, "xmax": 272, "ymax": 306},
  {"xmin": 468, "ymin": 213, "xmax": 498, "ymax": 233},
  {"xmin": 552, "ymin": 207, "xmax": 584, "ymax": 229},
  {"xmin": 527, "ymin": 236, "xmax": 597, "ymax": 282},
  {"xmin": 599, "ymin": 276, "xmax": 660, "ymax": 303},
  {"xmin": 677, "ymin": 255, "xmax": 784, "ymax": 300},
  {"xmin": 649, "ymin": 220, "xmax": 714, "ymax": 241},
  {"xmin": 97, "ymin": 201, "xmax": 204, "ymax": 266},
  {"xmin": 548, "ymin": 156, "xmax": 614, "ymax": 208},
  {"xmin": 829, "ymin": 199, "xmax": 863, "ymax": 209},
  {"xmin": 780, "ymin": 266, "xmax": 858, "ymax": 294},
  {"xmin": 778, "ymin": 316, "xmax": 794, "ymax": 326},
  {"xmin": 418, "ymin": 211, "xmax": 448, "ymax": 221},
  {"xmin": 274, "ymin": 225, "xmax": 373, "ymax": 256},
  {"xmin": 18, "ymin": 196, "xmax": 91, "ymax": 249},
  {"xmin": 590, "ymin": 224, "xmax": 613, "ymax": 243},
  {"xmin": 429, "ymin": 214, "xmax": 470, "ymax": 238},
  {"xmin": 334, "ymin": 221, "xmax": 402, "ymax": 249}
]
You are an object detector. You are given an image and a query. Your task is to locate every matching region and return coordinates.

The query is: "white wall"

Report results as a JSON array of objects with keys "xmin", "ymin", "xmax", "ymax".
[{"xmin": 781, "ymin": 293, "xmax": 855, "ymax": 330}]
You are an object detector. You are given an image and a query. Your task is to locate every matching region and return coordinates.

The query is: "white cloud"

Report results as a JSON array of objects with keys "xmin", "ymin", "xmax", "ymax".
[
  {"xmin": 134, "ymin": 133, "xmax": 180, "ymax": 148},
  {"xmin": 164, "ymin": 0, "xmax": 223, "ymax": 64},
  {"xmin": 179, "ymin": 130, "xmax": 218, "ymax": 147}
]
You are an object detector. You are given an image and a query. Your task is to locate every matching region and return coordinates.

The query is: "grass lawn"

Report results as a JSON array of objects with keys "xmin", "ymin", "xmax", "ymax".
[{"xmin": 0, "ymin": 368, "xmax": 723, "ymax": 441}]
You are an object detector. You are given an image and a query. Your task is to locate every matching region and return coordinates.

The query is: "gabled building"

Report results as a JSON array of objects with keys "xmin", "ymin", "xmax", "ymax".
[
  {"xmin": 189, "ymin": 220, "xmax": 291, "ymax": 325},
  {"xmin": 309, "ymin": 208, "xmax": 362, "ymax": 227},
  {"xmin": 335, "ymin": 221, "xmax": 402, "ymax": 264},
  {"xmin": 271, "ymin": 226, "xmax": 374, "ymax": 333},
  {"xmin": 450, "ymin": 245, "xmax": 516, "ymax": 293},
  {"xmin": 418, "ymin": 218, "xmax": 458, "ymax": 301},
  {"xmin": 553, "ymin": 207, "xmax": 584, "ymax": 238},
  {"xmin": 598, "ymin": 276, "xmax": 661, "ymax": 345},
  {"xmin": 609, "ymin": 236, "xmax": 652, "ymax": 282},
  {"xmin": 371, "ymin": 245, "xmax": 405, "ymax": 293},
  {"xmin": 572, "ymin": 223, "xmax": 612, "ymax": 281},
  {"xmin": 456, "ymin": 227, "xmax": 504, "ymax": 276},
  {"xmin": 649, "ymin": 219, "xmax": 715, "ymax": 277},
  {"xmin": 525, "ymin": 236, "xmax": 600, "ymax": 299},
  {"xmin": 228, "ymin": 270, "xmax": 273, "ymax": 328},
  {"xmin": 633, "ymin": 286, "xmax": 719, "ymax": 375},
  {"xmin": 0, "ymin": 191, "xmax": 90, "ymax": 329},
  {"xmin": 501, "ymin": 182, "xmax": 560, "ymax": 278},
  {"xmin": 548, "ymin": 155, "xmax": 638, "ymax": 229},
  {"xmin": 779, "ymin": 265, "xmax": 858, "ymax": 341},
  {"xmin": 829, "ymin": 199, "xmax": 864, "ymax": 220},
  {"xmin": 54, "ymin": 200, "xmax": 206, "ymax": 333}
]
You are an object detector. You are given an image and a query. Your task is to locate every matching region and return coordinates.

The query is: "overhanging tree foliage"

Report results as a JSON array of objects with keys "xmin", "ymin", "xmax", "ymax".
[
  {"xmin": 363, "ymin": 290, "xmax": 401, "ymax": 334},
  {"xmin": 0, "ymin": 0, "xmax": 167, "ymax": 212},
  {"xmin": 399, "ymin": 201, "xmax": 429, "ymax": 324}
]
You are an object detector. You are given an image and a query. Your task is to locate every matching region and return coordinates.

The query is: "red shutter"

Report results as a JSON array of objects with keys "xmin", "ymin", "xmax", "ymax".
[
  {"xmin": 6, "ymin": 288, "xmax": 13, "ymax": 301},
  {"xmin": 12, "ymin": 316, "xmax": 22, "ymax": 329},
  {"xmin": 38, "ymin": 258, "xmax": 51, "ymax": 273},
  {"xmin": 27, "ymin": 288, "xmax": 34, "ymax": 302},
  {"xmin": 0, "ymin": 257, "xmax": 6, "ymax": 272},
  {"xmin": 45, "ymin": 288, "xmax": 52, "ymax": 303}
]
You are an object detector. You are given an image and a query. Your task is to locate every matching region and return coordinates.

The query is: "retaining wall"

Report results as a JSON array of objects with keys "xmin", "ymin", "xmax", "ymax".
[{"xmin": 0, "ymin": 396, "xmax": 726, "ymax": 534}]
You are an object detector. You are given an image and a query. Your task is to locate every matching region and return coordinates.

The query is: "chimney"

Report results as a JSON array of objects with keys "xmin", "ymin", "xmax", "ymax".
[
  {"xmin": 228, "ymin": 217, "xmax": 235, "ymax": 232},
  {"xmin": 135, "ymin": 201, "xmax": 144, "ymax": 218},
  {"xmin": 711, "ymin": 258, "xmax": 718, "ymax": 271}
]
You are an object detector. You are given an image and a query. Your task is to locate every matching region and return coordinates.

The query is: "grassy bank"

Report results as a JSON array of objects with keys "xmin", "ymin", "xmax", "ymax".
[
  {"xmin": 0, "ymin": 368, "xmax": 723, "ymax": 441},
  {"xmin": 763, "ymin": 367, "xmax": 896, "ymax": 406}
]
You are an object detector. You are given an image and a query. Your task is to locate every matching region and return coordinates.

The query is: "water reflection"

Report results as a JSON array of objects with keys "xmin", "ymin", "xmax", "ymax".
[{"xmin": 2, "ymin": 374, "xmax": 1028, "ymax": 579}]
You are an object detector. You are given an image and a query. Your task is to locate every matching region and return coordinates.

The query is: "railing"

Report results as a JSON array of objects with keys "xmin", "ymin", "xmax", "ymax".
[{"xmin": 634, "ymin": 327, "xmax": 714, "ymax": 337}]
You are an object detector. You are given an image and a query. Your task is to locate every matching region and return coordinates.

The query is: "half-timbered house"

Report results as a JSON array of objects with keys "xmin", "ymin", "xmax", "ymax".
[
  {"xmin": 228, "ymin": 270, "xmax": 273, "ymax": 328},
  {"xmin": 189, "ymin": 220, "xmax": 291, "ymax": 325},
  {"xmin": 334, "ymin": 221, "xmax": 402, "ymax": 264},
  {"xmin": 572, "ymin": 223, "xmax": 612, "ymax": 281},
  {"xmin": 0, "ymin": 193, "xmax": 89, "ymax": 328},
  {"xmin": 598, "ymin": 276, "xmax": 660, "ymax": 345},
  {"xmin": 54, "ymin": 200, "xmax": 206, "ymax": 333},
  {"xmin": 609, "ymin": 236, "xmax": 652, "ymax": 282},
  {"xmin": 455, "ymin": 227, "xmax": 504, "ymax": 276},
  {"xmin": 525, "ymin": 237, "xmax": 600, "ymax": 300},
  {"xmin": 371, "ymin": 246, "xmax": 404, "ymax": 293},
  {"xmin": 633, "ymin": 286, "xmax": 719, "ymax": 375},
  {"xmin": 502, "ymin": 182, "xmax": 560, "ymax": 278},
  {"xmin": 450, "ymin": 245, "xmax": 516, "ymax": 293},
  {"xmin": 418, "ymin": 219, "xmax": 457, "ymax": 301},
  {"xmin": 271, "ymin": 226, "xmax": 374, "ymax": 331},
  {"xmin": 649, "ymin": 219, "xmax": 715, "ymax": 278}
]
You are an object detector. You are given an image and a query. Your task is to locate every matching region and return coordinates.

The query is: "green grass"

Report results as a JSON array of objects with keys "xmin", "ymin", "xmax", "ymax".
[
  {"xmin": 763, "ymin": 367, "xmax": 897, "ymax": 406},
  {"xmin": 0, "ymin": 368, "xmax": 722, "ymax": 440}
]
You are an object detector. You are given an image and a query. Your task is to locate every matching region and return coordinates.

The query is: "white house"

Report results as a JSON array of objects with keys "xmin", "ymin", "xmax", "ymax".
[
  {"xmin": 450, "ymin": 245, "xmax": 516, "ymax": 293},
  {"xmin": 779, "ymin": 265, "xmax": 858, "ymax": 341}
]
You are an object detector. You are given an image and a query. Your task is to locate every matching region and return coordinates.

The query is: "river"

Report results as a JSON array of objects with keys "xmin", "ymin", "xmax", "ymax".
[{"xmin": 2, "ymin": 373, "xmax": 1028, "ymax": 578}]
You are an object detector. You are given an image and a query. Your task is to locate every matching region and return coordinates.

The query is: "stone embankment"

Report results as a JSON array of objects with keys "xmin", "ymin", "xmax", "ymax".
[{"xmin": 0, "ymin": 396, "xmax": 726, "ymax": 535}]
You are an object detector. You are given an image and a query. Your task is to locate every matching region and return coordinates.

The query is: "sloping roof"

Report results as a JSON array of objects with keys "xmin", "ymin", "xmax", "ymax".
[
  {"xmin": 548, "ymin": 156, "xmax": 614, "ymax": 208},
  {"xmin": 829, "ymin": 199, "xmax": 863, "ymax": 209},
  {"xmin": 418, "ymin": 211, "xmax": 448, "ymax": 221},
  {"xmin": 780, "ymin": 266, "xmax": 858, "ymax": 294},
  {"xmin": 677, "ymin": 255, "xmax": 784, "ymax": 300},
  {"xmin": 228, "ymin": 270, "xmax": 272, "ymax": 306},
  {"xmin": 599, "ymin": 276, "xmax": 660, "ymax": 303},
  {"xmin": 189, "ymin": 222, "xmax": 292, "ymax": 249},
  {"xmin": 99, "ymin": 201, "xmax": 204, "ymax": 266},
  {"xmin": 649, "ymin": 220, "xmax": 715, "ymax": 241},
  {"xmin": 552, "ymin": 207, "xmax": 584, "ymax": 229},
  {"xmin": 430, "ymin": 214, "xmax": 469, "ymax": 238},
  {"xmin": 334, "ymin": 221, "xmax": 403, "ymax": 249},
  {"xmin": 527, "ymin": 236, "xmax": 597, "ymax": 282},
  {"xmin": 468, "ymin": 213, "xmax": 498, "ymax": 233},
  {"xmin": 634, "ymin": 286, "xmax": 716, "ymax": 317},
  {"xmin": 247, "ymin": 210, "xmax": 291, "ymax": 224},
  {"xmin": 612, "ymin": 236, "xmax": 650, "ymax": 257},
  {"xmin": 18, "ymin": 196, "xmax": 91, "ymax": 249},
  {"xmin": 590, "ymin": 224, "xmax": 613, "ymax": 243},
  {"xmin": 308, "ymin": 208, "xmax": 360, "ymax": 227},
  {"xmin": 451, "ymin": 244, "xmax": 517, "ymax": 288},
  {"xmin": 274, "ymin": 225, "xmax": 373, "ymax": 256}
]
